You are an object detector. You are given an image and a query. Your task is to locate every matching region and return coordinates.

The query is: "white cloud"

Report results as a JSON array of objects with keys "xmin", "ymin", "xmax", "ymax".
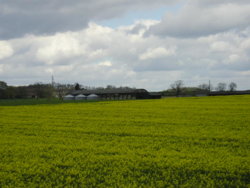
[
  {"xmin": 0, "ymin": 41, "xmax": 13, "ymax": 60},
  {"xmin": 36, "ymin": 32, "xmax": 84, "ymax": 64},
  {"xmin": 241, "ymin": 38, "xmax": 250, "ymax": 50},
  {"xmin": 139, "ymin": 47, "xmax": 176, "ymax": 60},
  {"xmin": 98, "ymin": 61, "xmax": 112, "ymax": 67},
  {"xmin": 229, "ymin": 54, "xmax": 240, "ymax": 63},
  {"xmin": 210, "ymin": 41, "xmax": 232, "ymax": 52}
]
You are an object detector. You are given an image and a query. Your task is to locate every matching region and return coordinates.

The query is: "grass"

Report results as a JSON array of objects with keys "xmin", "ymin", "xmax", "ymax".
[{"xmin": 0, "ymin": 95, "xmax": 249, "ymax": 187}]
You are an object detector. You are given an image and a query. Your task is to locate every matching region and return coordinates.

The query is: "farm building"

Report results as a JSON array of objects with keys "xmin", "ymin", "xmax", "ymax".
[
  {"xmin": 75, "ymin": 94, "xmax": 86, "ymax": 100},
  {"xmin": 87, "ymin": 94, "xmax": 99, "ymax": 100},
  {"xmin": 66, "ymin": 88, "xmax": 161, "ymax": 100},
  {"xmin": 63, "ymin": 94, "xmax": 75, "ymax": 100}
]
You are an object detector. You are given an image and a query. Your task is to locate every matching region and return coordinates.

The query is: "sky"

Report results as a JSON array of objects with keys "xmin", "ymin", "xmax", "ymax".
[{"xmin": 0, "ymin": 0, "xmax": 250, "ymax": 91}]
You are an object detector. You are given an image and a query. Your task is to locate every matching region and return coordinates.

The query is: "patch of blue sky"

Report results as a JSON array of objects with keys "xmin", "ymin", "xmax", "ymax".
[{"xmin": 98, "ymin": 3, "xmax": 183, "ymax": 28}]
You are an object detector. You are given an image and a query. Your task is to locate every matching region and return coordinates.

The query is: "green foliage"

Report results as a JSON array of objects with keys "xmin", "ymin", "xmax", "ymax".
[{"xmin": 0, "ymin": 96, "xmax": 250, "ymax": 187}]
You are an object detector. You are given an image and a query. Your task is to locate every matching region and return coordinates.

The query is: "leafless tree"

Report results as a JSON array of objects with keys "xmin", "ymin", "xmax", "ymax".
[
  {"xmin": 198, "ymin": 83, "xmax": 210, "ymax": 91},
  {"xmin": 228, "ymin": 82, "xmax": 237, "ymax": 91},
  {"xmin": 216, "ymin": 82, "xmax": 227, "ymax": 91},
  {"xmin": 171, "ymin": 80, "xmax": 184, "ymax": 96},
  {"xmin": 55, "ymin": 83, "xmax": 74, "ymax": 99}
]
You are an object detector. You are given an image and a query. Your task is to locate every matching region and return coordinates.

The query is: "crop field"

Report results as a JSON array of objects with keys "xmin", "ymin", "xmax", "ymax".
[{"xmin": 0, "ymin": 95, "xmax": 250, "ymax": 187}]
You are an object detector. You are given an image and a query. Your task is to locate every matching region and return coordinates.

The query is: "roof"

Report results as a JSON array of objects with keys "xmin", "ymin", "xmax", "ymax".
[
  {"xmin": 64, "ymin": 94, "xmax": 74, "ymax": 98},
  {"xmin": 75, "ymin": 94, "xmax": 86, "ymax": 97},
  {"xmin": 71, "ymin": 88, "xmax": 148, "ymax": 95},
  {"xmin": 87, "ymin": 94, "xmax": 99, "ymax": 97},
  {"xmin": 149, "ymin": 92, "xmax": 161, "ymax": 96}
]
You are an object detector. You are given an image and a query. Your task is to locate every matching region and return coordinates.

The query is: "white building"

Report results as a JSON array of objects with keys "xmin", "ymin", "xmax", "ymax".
[
  {"xmin": 63, "ymin": 94, "xmax": 75, "ymax": 100},
  {"xmin": 75, "ymin": 94, "xmax": 86, "ymax": 100},
  {"xmin": 87, "ymin": 94, "xmax": 99, "ymax": 100}
]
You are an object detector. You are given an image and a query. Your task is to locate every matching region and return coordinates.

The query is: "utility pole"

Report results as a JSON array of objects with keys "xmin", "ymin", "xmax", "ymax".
[
  {"xmin": 51, "ymin": 75, "xmax": 55, "ymax": 88},
  {"xmin": 209, "ymin": 80, "xmax": 211, "ymax": 92}
]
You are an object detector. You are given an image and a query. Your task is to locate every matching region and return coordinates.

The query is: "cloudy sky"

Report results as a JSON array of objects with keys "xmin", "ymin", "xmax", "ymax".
[{"xmin": 0, "ymin": 0, "xmax": 250, "ymax": 91}]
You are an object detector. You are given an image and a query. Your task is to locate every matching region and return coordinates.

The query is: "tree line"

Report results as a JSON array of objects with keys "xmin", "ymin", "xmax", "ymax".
[
  {"xmin": 162, "ymin": 80, "xmax": 238, "ymax": 96},
  {"xmin": 0, "ymin": 81, "xmax": 74, "ymax": 99},
  {"xmin": 0, "ymin": 80, "xmax": 239, "ymax": 99},
  {"xmin": 0, "ymin": 81, "xmax": 136, "ymax": 99}
]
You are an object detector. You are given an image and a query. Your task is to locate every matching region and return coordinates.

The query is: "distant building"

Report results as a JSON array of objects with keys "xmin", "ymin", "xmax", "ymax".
[
  {"xmin": 87, "ymin": 94, "xmax": 99, "ymax": 100},
  {"xmin": 65, "ymin": 88, "xmax": 161, "ymax": 100},
  {"xmin": 75, "ymin": 94, "xmax": 86, "ymax": 100},
  {"xmin": 63, "ymin": 94, "xmax": 75, "ymax": 100}
]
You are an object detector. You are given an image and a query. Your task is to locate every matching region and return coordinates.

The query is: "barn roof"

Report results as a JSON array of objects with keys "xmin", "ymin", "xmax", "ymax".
[
  {"xmin": 75, "ymin": 94, "xmax": 86, "ymax": 97},
  {"xmin": 64, "ymin": 94, "xmax": 74, "ymax": 98},
  {"xmin": 87, "ymin": 94, "xmax": 99, "ymax": 97},
  {"xmin": 71, "ymin": 88, "xmax": 148, "ymax": 95}
]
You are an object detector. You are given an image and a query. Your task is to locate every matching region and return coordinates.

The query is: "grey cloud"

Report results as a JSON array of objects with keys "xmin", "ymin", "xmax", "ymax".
[
  {"xmin": 192, "ymin": 0, "xmax": 250, "ymax": 7},
  {"xmin": 0, "ymin": 0, "xmax": 177, "ymax": 39},
  {"xmin": 129, "ymin": 24, "xmax": 147, "ymax": 35},
  {"xmin": 147, "ymin": 2, "xmax": 250, "ymax": 38}
]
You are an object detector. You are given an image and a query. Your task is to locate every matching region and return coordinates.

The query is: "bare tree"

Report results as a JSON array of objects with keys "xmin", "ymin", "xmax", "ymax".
[
  {"xmin": 198, "ymin": 83, "xmax": 210, "ymax": 91},
  {"xmin": 55, "ymin": 83, "xmax": 74, "ymax": 99},
  {"xmin": 106, "ymin": 85, "xmax": 116, "ymax": 90},
  {"xmin": 228, "ymin": 82, "xmax": 237, "ymax": 92},
  {"xmin": 216, "ymin": 83, "xmax": 227, "ymax": 91},
  {"xmin": 171, "ymin": 80, "xmax": 184, "ymax": 96}
]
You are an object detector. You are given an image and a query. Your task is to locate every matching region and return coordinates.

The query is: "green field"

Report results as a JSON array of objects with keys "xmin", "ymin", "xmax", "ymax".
[{"xmin": 0, "ymin": 96, "xmax": 249, "ymax": 187}]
